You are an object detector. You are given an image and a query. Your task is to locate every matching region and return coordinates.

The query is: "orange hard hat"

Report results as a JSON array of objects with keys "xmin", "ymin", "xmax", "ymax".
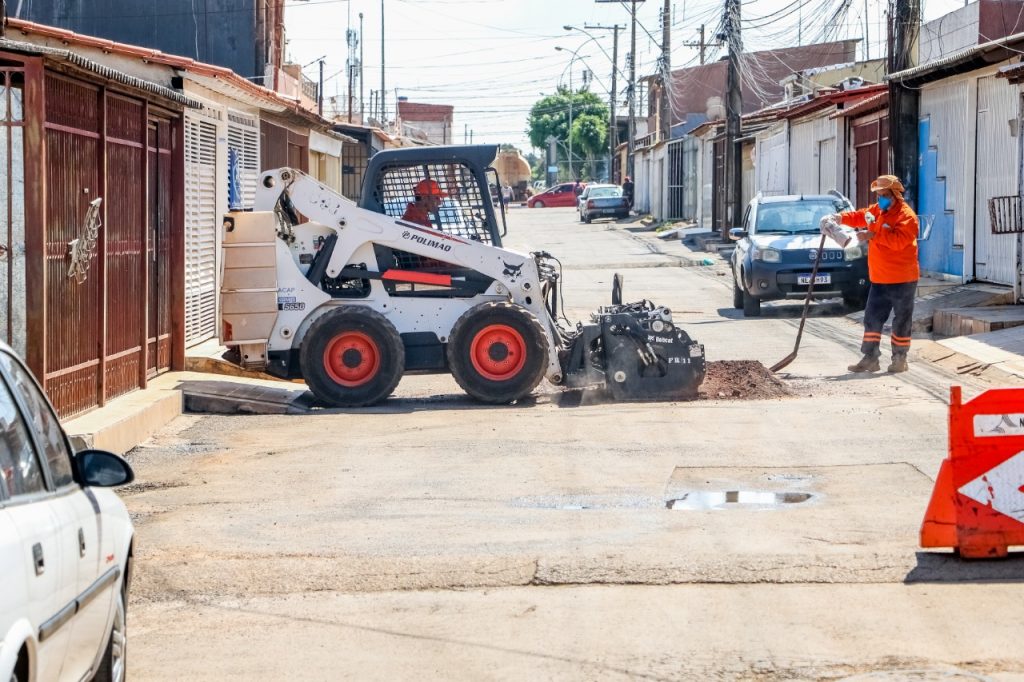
[{"xmin": 414, "ymin": 179, "xmax": 448, "ymax": 198}]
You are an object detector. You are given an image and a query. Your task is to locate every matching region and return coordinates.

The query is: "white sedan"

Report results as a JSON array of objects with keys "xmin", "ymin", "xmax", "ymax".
[{"xmin": 0, "ymin": 343, "xmax": 135, "ymax": 682}]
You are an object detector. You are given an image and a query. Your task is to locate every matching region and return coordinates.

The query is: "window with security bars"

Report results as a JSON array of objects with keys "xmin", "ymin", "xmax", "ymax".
[{"xmin": 375, "ymin": 162, "xmax": 495, "ymax": 245}]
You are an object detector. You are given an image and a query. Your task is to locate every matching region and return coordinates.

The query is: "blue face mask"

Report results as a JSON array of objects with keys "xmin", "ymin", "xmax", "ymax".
[{"xmin": 877, "ymin": 196, "xmax": 893, "ymax": 211}]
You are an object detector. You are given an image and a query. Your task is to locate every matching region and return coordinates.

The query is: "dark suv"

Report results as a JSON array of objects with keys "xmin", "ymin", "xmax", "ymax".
[{"xmin": 729, "ymin": 193, "xmax": 868, "ymax": 317}]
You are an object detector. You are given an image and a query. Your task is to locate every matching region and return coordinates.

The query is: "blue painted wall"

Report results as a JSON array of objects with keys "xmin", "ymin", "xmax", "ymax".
[{"xmin": 916, "ymin": 117, "xmax": 964, "ymax": 279}]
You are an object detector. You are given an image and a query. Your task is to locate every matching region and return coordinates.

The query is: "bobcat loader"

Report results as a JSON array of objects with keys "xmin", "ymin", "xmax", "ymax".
[{"xmin": 220, "ymin": 145, "xmax": 705, "ymax": 407}]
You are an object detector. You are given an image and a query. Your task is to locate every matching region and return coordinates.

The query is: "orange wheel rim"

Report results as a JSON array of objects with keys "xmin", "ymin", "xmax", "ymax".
[
  {"xmin": 470, "ymin": 324, "xmax": 527, "ymax": 381},
  {"xmin": 324, "ymin": 331, "xmax": 380, "ymax": 387}
]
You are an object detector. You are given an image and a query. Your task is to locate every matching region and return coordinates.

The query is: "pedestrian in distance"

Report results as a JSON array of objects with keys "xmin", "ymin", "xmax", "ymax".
[
  {"xmin": 834, "ymin": 174, "xmax": 920, "ymax": 374},
  {"xmin": 622, "ymin": 176, "xmax": 634, "ymax": 212},
  {"xmin": 573, "ymin": 178, "xmax": 583, "ymax": 197}
]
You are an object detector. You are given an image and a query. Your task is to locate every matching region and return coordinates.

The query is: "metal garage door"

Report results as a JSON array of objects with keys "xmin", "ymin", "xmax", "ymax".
[
  {"xmin": 974, "ymin": 75, "xmax": 1018, "ymax": 285},
  {"xmin": 184, "ymin": 111, "xmax": 218, "ymax": 345}
]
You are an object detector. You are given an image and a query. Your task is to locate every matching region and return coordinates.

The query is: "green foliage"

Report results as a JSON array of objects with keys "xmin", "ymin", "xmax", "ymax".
[
  {"xmin": 527, "ymin": 88, "xmax": 609, "ymax": 151},
  {"xmin": 570, "ymin": 114, "xmax": 607, "ymax": 159}
]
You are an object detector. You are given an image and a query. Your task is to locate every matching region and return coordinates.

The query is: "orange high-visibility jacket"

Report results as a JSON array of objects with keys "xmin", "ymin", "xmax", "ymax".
[{"xmin": 839, "ymin": 201, "xmax": 920, "ymax": 284}]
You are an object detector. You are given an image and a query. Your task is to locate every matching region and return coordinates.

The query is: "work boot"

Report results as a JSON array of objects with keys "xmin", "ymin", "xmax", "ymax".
[
  {"xmin": 887, "ymin": 355, "xmax": 909, "ymax": 373},
  {"xmin": 847, "ymin": 354, "xmax": 880, "ymax": 373}
]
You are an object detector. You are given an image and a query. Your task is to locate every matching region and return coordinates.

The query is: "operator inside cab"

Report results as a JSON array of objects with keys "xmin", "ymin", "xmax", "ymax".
[{"xmin": 402, "ymin": 179, "xmax": 447, "ymax": 228}]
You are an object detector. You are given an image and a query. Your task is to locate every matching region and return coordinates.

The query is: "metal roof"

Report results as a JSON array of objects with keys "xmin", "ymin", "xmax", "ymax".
[
  {"xmin": 0, "ymin": 37, "xmax": 203, "ymax": 108},
  {"xmin": 886, "ymin": 30, "xmax": 1024, "ymax": 84}
]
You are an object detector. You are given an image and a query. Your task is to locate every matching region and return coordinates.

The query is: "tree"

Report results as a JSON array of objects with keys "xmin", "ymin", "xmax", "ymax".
[
  {"xmin": 526, "ymin": 88, "xmax": 609, "ymax": 180},
  {"xmin": 570, "ymin": 114, "xmax": 607, "ymax": 179}
]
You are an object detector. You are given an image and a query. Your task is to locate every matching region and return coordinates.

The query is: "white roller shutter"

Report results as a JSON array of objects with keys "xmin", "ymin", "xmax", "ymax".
[
  {"xmin": 227, "ymin": 109, "xmax": 260, "ymax": 209},
  {"xmin": 184, "ymin": 112, "xmax": 219, "ymax": 345}
]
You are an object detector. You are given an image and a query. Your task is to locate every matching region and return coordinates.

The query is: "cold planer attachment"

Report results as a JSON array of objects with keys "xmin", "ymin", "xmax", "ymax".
[{"xmin": 556, "ymin": 277, "xmax": 706, "ymax": 400}]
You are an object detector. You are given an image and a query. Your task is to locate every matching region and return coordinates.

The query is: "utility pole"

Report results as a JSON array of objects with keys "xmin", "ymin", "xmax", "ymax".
[
  {"xmin": 888, "ymin": 0, "xmax": 921, "ymax": 205},
  {"xmin": 318, "ymin": 58, "xmax": 324, "ymax": 117},
  {"xmin": 627, "ymin": 0, "xmax": 638, "ymax": 179},
  {"xmin": 609, "ymin": 26, "xmax": 620, "ymax": 180},
  {"xmin": 464, "ymin": 124, "xmax": 468, "ymax": 144},
  {"xmin": 724, "ymin": 0, "xmax": 743, "ymax": 238},
  {"xmin": 347, "ymin": 28, "xmax": 355, "ymax": 122},
  {"xmin": 359, "ymin": 12, "xmax": 365, "ymax": 123},
  {"xmin": 569, "ymin": 63, "xmax": 574, "ymax": 179},
  {"xmin": 659, "ymin": 0, "xmax": 671, "ymax": 143},
  {"xmin": 380, "ymin": 0, "xmax": 385, "ymax": 124},
  {"xmin": 682, "ymin": 25, "xmax": 721, "ymax": 65},
  {"xmin": 863, "ymin": 0, "xmax": 870, "ymax": 60}
]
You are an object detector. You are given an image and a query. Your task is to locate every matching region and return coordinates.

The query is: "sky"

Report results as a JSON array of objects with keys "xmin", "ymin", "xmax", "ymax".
[{"xmin": 283, "ymin": 0, "xmax": 970, "ymax": 154}]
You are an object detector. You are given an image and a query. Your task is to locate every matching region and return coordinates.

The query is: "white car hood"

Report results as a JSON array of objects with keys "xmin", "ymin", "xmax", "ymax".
[{"xmin": 750, "ymin": 231, "xmax": 851, "ymax": 250}]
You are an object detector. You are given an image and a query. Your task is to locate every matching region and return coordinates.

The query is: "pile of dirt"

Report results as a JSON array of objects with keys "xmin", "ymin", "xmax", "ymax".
[{"xmin": 699, "ymin": 360, "xmax": 790, "ymax": 400}]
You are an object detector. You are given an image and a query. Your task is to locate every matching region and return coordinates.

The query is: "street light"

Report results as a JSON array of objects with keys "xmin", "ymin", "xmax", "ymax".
[
  {"xmin": 554, "ymin": 45, "xmax": 582, "ymax": 181},
  {"xmin": 565, "ymin": 24, "xmax": 623, "ymax": 182}
]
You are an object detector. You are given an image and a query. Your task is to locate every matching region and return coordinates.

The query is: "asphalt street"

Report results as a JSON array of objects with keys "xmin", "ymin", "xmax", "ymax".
[{"xmin": 124, "ymin": 206, "xmax": 1024, "ymax": 681}]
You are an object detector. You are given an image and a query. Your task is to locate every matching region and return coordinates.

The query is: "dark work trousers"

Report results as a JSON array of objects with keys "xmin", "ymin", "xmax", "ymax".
[{"xmin": 861, "ymin": 281, "xmax": 917, "ymax": 358}]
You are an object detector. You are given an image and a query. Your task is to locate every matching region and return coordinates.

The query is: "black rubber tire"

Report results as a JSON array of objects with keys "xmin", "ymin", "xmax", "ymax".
[
  {"xmin": 447, "ymin": 302, "xmax": 548, "ymax": 404},
  {"xmin": 732, "ymin": 277, "xmax": 744, "ymax": 309},
  {"xmin": 300, "ymin": 306, "xmax": 404, "ymax": 407},
  {"xmin": 93, "ymin": 587, "xmax": 126, "ymax": 682},
  {"xmin": 742, "ymin": 291, "xmax": 761, "ymax": 317},
  {"xmin": 584, "ymin": 214, "xmax": 593, "ymax": 224}
]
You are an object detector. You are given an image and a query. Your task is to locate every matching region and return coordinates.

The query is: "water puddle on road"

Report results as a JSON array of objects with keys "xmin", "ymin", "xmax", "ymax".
[{"xmin": 666, "ymin": 490, "xmax": 813, "ymax": 510}]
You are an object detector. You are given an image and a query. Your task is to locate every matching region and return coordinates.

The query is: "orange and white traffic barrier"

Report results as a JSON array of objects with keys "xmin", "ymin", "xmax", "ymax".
[{"xmin": 922, "ymin": 386, "xmax": 1024, "ymax": 558}]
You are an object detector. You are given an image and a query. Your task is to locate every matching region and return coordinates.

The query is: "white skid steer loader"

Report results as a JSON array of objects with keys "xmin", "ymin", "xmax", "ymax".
[{"xmin": 219, "ymin": 145, "xmax": 705, "ymax": 407}]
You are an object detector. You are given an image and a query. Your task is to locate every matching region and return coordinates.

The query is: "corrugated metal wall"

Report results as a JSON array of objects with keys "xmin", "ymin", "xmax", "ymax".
[
  {"xmin": 756, "ymin": 124, "xmax": 788, "ymax": 196},
  {"xmin": 43, "ymin": 74, "xmax": 104, "ymax": 417},
  {"xmin": 682, "ymin": 136, "xmax": 698, "ymax": 220},
  {"xmin": 700, "ymin": 134, "xmax": 714, "ymax": 229},
  {"xmin": 973, "ymin": 75, "xmax": 1019, "ymax": 286},
  {"xmin": 920, "ymin": 79, "xmax": 972, "ymax": 252},
  {"xmin": 39, "ymin": 71, "xmax": 179, "ymax": 417},
  {"xmin": 103, "ymin": 94, "xmax": 147, "ymax": 401},
  {"xmin": 147, "ymin": 119, "xmax": 174, "ymax": 374},
  {"xmin": 789, "ymin": 114, "xmax": 837, "ymax": 194}
]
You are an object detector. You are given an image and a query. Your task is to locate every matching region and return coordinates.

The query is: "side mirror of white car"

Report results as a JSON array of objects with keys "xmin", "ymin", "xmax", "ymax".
[{"xmin": 76, "ymin": 450, "xmax": 135, "ymax": 487}]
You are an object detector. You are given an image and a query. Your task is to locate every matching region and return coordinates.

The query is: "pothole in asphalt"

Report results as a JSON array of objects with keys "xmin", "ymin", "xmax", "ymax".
[{"xmin": 665, "ymin": 490, "xmax": 814, "ymax": 510}]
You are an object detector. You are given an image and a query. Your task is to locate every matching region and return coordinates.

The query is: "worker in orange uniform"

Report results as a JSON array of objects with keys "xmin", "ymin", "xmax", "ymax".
[
  {"xmin": 402, "ymin": 179, "xmax": 447, "ymax": 228},
  {"xmin": 835, "ymin": 175, "xmax": 920, "ymax": 374}
]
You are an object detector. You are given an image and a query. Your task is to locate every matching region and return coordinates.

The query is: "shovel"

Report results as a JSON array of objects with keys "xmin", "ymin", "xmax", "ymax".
[{"xmin": 770, "ymin": 233, "xmax": 828, "ymax": 373}]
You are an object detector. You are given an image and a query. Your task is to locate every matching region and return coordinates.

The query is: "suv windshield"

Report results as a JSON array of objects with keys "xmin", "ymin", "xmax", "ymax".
[{"xmin": 755, "ymin": 200, "xmax": 845, "ymax": 234}]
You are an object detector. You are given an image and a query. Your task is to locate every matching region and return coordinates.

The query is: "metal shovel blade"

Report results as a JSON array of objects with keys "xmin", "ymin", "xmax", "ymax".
[{"xmin": 770, "ymin": 233, "xmax": 828, "ymax": 373}]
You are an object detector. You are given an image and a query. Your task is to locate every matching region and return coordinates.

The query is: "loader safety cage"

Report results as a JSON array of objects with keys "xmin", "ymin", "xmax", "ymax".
[{"xmin": 359, "ymin": 144, "xmax": 504, "ymax": 248}]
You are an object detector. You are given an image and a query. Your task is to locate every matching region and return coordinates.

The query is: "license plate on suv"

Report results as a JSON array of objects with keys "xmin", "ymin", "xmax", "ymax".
[{"xmin": 798, "ymin": 273, "xmax": 831, "ymax": 285}]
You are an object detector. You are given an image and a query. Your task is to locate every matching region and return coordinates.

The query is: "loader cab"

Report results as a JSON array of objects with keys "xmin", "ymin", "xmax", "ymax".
[{"xmin": 359, "ymin": 145, "xmax": 506, "ymax": 248}]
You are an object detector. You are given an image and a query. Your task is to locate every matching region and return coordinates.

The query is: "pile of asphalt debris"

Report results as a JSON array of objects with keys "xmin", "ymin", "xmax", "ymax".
[{"xmin": 699, "ymin": 360, "xmax": 790, "ymax": 400}]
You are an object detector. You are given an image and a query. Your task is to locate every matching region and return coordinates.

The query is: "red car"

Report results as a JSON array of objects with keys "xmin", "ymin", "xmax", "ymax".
[{"xmin": 528, "ymin": 182, "xmax": 585, "ymax": 208}]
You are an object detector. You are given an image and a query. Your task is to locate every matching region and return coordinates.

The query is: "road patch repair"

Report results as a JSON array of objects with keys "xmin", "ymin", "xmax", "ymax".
[{"xmin": 178, "ymin": 359, "xmax": 791, "ymax": 414}]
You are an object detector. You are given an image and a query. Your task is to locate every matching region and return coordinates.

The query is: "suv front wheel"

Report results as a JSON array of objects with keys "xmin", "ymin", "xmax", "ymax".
[
  {"xmin": 742, "ymin": 290, "xmax": 761, "ymax": 317},
  {"xmin": 732, "ymin": 277, "xmax": 744, "ymax": 309}
]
